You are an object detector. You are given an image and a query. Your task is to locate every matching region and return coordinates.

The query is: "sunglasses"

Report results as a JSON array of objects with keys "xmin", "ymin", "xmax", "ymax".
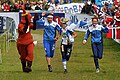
[{"xmin": 62, "ymin": 22, "xmax": 66, "ymax": 24}]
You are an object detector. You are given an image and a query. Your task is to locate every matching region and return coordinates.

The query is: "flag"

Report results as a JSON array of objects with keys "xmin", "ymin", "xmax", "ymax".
[
  {"xmin": 116, "ymin": 28, "xmax": 120, "ymax": 39},
  {"xmin": 106, "ymin": 28, "xmax": 112, "ymax": 38},
  {"xmin": 106, "ymin": 27, "xmax": 120, "ymax": 39}
]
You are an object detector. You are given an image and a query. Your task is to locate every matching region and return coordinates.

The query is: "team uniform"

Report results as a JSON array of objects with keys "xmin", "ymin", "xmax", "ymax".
[
  {"xmin": 60, "ymin": 25, "xmax": 76, "ymax": 73},
  {"xmin": 84, "ymin": 24, "xmax": 109, "ymax": 71},
  {"xmin": 43, "ymin": 20, "xmax": 62, "ymax": 58},
  {"xmin": 60, "ymin": 26, "xmax": 74, "ymax": 61}
]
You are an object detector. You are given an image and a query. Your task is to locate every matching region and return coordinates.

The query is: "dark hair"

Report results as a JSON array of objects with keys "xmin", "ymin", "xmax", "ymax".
[
  {"xmin": 105, "ymin": 2, "xmax": 109, "ymax": 6},
  {"xmin": 47, "ymin": 13, "xmax": 53, "ymax": 17},
  {"xmin": 92, "ymin": 16, "xmax": 98, "ymax": 21}
]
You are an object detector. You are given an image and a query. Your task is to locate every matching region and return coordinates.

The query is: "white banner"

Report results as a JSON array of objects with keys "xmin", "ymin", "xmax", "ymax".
[
  {"xmin": 55, "ymin": 3, "xmax": 84, "ymax": 13},
  {"xmin": 0, "ymin": 12, "xmax": 19, "ymax": 29},
  {"xmin": 65, "ymin": 13, "xmax": 93, "ymax": 31}
]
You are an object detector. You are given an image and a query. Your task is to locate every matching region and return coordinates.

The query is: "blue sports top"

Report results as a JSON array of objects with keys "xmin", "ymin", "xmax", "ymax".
[
  {"xmin": 43, "ymin": 20, "xmax": 62, "ymax": 41},
  {"xmin": 84, "ymin": 24, "xmax": 109, "ymax": 43}
]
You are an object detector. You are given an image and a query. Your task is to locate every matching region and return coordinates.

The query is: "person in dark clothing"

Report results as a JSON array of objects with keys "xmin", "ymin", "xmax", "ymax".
[{"xmin": 35, "ymin": 3, "xmax": 42, "ymax": 10}]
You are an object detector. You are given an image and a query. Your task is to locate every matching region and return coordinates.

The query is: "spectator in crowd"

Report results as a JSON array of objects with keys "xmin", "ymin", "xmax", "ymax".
[
  {"xmin": 0, "ymin": 0, "xmax": 3, "ymax": 11},
  {"xmin": 114, "ymin": 5, "xmax": 120, "ymax": 27},
  {"xmin": 91, "ymin": 0, "xmax": 95, "ymax": 4},
  {"xmin": 69, "ymin": 0, "xmax": 72, "ymax": 3},
  {"xmin": 3, "ymin": 2, "xmax": 10, "ymax": 11},
  {"xmin": 102, "ymin": 2, "xmax": 110, "ymax": 15},
  {"xmin": 114, "ymin": 0, "xmax": 119, "ymax": 8},
  {"xmin": 35, "ymin": 3, "xmax": 42, "ymax": 10},
  {"xmin": 63, "ymin": 0, "xmax": 68, "ymax": 4},
  {"xmin": 39, "ymin": 0, "xmax": 43, "ymax": 10},
  {"xmin": 10, "ymin": 3, "xmax": 19, "ymax": 12},
  {"xmin": 15, "ymin": 2, "xmax": 20, "ymax": 10},
  {"xmin": 31, "ymin": 1, "xmax": 37, "ymax": 10},
  {"xmin": 109, "ymin": 6, "xmax": 116, "ymax": 17},
  {"xmin": 48, "ymin": 0, "xmax": 52, "ymax": 3},
  {"xmin": 81, "ymin": 1, "xmax": 94, "ymax": 15},
  {"xmin": 18, "ymin": 0, "xmax": 24, "ymax": 10},
  {"xmin": 48, "ymin": 5, "xmax": 55, "ymax": 12},
  {"xmin": 42, "ymin": 0, "xmax": 49, "ymax": 10},
  {"xmin": 24, "ymin": 0, "xmax": 31, "ymax": 10}
]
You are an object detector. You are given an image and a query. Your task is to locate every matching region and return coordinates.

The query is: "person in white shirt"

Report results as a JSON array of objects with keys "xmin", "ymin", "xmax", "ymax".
[{"xmin": 60, "ymin": 17, "xmax": 77, "ymax": 73}]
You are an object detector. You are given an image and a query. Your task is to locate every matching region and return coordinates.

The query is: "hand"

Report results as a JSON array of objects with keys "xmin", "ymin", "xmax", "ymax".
[
  {"xmin": 42, "ymin": 12, "xmax": 46, "ymax": 17},
  {"xmin": 54, "ymin": 36, "xmax": 59, "ymax": 41},
  {"xmin": 82, "ymin": 40, "xmax": 87, "ymax": 45},
  {"xmin": 33, "ymin": 41, "xmax": 37, "ymax": 46},
  {"xmin": 103, "ymin": 21, "xmax": 107, "ymax": 27}
]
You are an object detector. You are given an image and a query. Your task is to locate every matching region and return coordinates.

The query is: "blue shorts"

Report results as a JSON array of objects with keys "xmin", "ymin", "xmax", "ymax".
[
  {"xmin": 43, "ymin": 40, "xmax": 55, "ymax": 58},
  {"xmin": 91, "ymin": 43, "xmax": 103, "ymax": 59}
]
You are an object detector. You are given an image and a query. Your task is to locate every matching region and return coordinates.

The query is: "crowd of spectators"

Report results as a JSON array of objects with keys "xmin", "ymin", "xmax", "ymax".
[
  {"xmin": 81, "ymin": 1, "xmax": 120, "ymax": 27},
  {"xmin": 1, "ymin": 0, "xmax": 120, "ymax": 26},
  {"xmin": 0, "ymin": 0, "xmax": 73, "ymax": 12}
]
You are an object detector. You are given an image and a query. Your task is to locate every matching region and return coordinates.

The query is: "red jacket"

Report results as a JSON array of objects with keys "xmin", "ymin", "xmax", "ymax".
[{"xmin": 3, "ymin": 5, "xmax": 10, "ymax": 11}]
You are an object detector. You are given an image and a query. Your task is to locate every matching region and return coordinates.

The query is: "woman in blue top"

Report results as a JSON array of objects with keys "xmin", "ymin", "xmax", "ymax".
[
  {"xmin": 83, "ymin": 16, "xmax": 109, "ymax": 73},
  {"xmin": 60, "ymin": 17, "xmax": 77, "ymax": 73}
]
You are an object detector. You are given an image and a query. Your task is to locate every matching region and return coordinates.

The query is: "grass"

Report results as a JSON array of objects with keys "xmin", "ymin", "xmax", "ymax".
[{"xmin": 0, "ymin": 29, "xmax": 120, "ymax": 80}]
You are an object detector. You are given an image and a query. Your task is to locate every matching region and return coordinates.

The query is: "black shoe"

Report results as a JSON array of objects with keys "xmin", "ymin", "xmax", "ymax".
[
  {"xmin": 64, "ymin": 69, "xmax": 67, "ymax": 74},
  {"xmin": 21, "ymin": 61, "xmax": 26, "ymax": 72},
  {"xmin": 24, "ymin": 66, "xmax": 32, "ymax": 73},
  {"xmin": 48, "ymin": 66, "xmax": 52, "ymax": 72},
  {"xmin": 23, "ymin": 61, "xmax": 32, "ymax": 73}
]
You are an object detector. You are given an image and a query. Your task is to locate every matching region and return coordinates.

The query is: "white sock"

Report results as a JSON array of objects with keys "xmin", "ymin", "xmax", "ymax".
[{"xmin": 62, "ymin": 61, "xmax": 67, "ymax": 70}]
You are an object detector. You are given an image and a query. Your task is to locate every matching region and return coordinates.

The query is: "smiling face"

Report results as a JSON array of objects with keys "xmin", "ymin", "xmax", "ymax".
[
  {"xmin": 92, "ymin": 17, "xmax": 98, "ymax": 26},
  {"xmin": 47, "ymin": 14, "xmax": 53, "ymax": 23},
  {"xmin": 60, "ymin": 17, "xmax": 69, "ymax": 28},
  {"xmin": 47, "ymin": 17, "xmax": 53, "ymax": 23},
  {"xmin": 61, "ymin": 23, "xmax": 67, "ymax": 29},
  {"xmin": 118, "ymin": 6, "xmax": 120, "ymax": 11}
]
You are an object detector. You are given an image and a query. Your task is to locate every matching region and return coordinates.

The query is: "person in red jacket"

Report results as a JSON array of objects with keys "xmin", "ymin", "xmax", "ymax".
[
  {"xmin": 16, "ymin": 7, "xmax": 38, "ymax": 73},
  {"xmin": 114, "ymin": 5, "xmax": 120, "ymax": 27},
  {"xmin": 3, "ymin": 2, "xmax": 10, "ymax": 11}
]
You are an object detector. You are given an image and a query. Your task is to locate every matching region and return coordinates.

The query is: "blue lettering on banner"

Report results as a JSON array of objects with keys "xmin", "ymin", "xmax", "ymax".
[
  {"xmin": 70, "ymin": 15, "xmax": 78, "ymax": 24},
  {"xmin": 69, "ymin": 7, "xmax": 73, "ymax": 13},
  {"xmin": 73, "ymin": 5, "xmax": 78, "ymax": 13},
  {"xmin": 64, "ymin": 7, "xmax": 68, "ymax": 13},
  {"xmin": 64, "ymin": 5, "xmax": 79, "ymax": 13}
]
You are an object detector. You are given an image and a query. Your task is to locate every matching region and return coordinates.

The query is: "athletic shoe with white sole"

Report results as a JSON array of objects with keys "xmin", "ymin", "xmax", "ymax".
[{"xmin": 96, "ymin": 68, "xmax": 99, "ymax": 73}]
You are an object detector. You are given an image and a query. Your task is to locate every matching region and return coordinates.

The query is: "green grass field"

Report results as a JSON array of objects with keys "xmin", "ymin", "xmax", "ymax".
[{"xmin": 0, "ymin": 30, "xmax": 120, "ymax": 80}]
